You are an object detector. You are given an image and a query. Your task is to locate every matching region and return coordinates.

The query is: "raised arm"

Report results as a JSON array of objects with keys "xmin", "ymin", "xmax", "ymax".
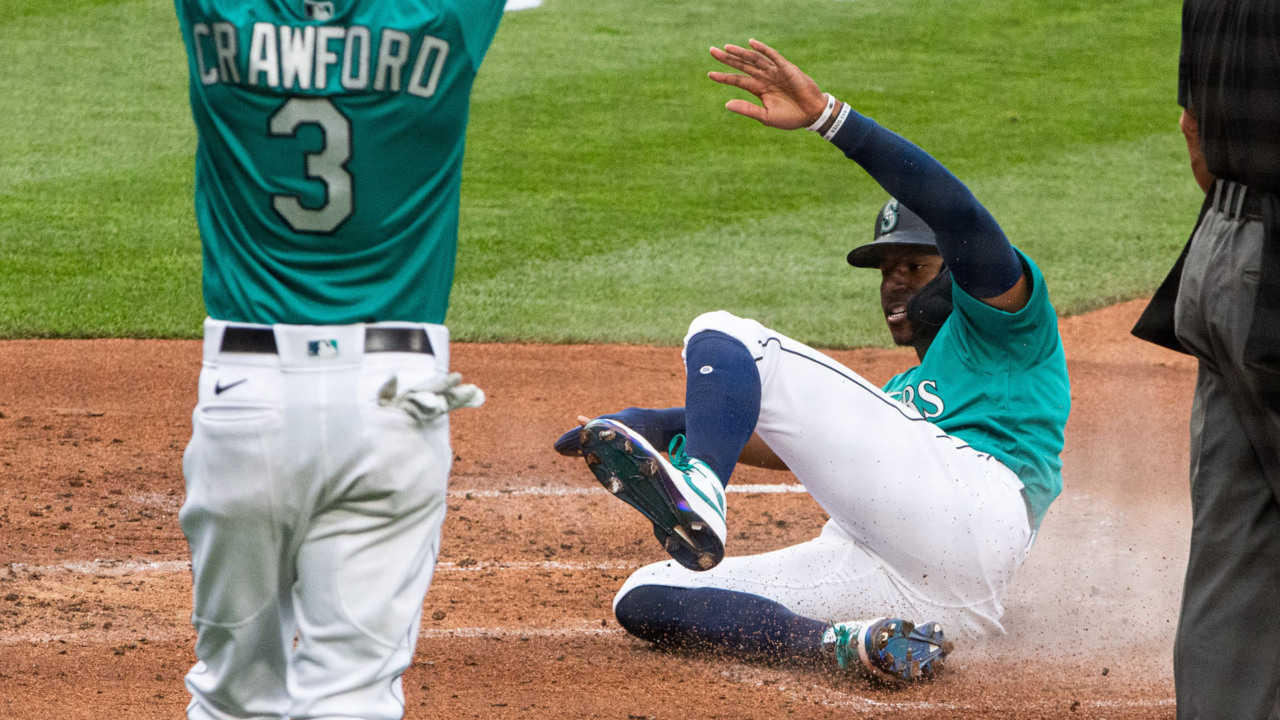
[{"xmin": 709, "ymin": 39, "xmax": 1029, "ymax": 311}]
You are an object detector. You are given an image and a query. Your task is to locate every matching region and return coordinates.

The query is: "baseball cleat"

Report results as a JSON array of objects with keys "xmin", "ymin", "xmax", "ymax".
[
  {"xmin": 579, "ymin": 419, "xmax": 727, "ymax": 572},
  {"xmin": 822, "ymin": 618, "xmax": 952, "ymax": 684}
]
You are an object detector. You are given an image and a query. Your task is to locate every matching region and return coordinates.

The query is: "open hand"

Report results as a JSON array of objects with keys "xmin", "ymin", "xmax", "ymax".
[{"xmin": 708, "ymin": 39, "xmax": 827, "ymax": 130}]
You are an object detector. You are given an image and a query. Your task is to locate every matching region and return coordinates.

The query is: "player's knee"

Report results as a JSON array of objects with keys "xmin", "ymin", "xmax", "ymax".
[
  {"xmin": 685, "ymin": 311, "xmax": 765, "ymax": 352},
  {"xmin": 687, "ymin": 310, "xmax": 742, "ymax": 339},
  {"xmin": 612, "ymin": 585, "xmax": 648, "ymax": 636},
  {"xmin": 613, "ymin": 584, "xmax": 685, "ymax": 644}
]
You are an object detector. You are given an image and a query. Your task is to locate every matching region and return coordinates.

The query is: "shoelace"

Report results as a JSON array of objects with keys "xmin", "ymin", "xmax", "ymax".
[
  {"xmin": 829, "ymin": 624, "xmax": 858, "ymax": 670},
  {"xmin": 667, "ymin": 434, "xmax": 694, "ymax": 472},
  {"xmin": 666, "ymin": 434, "xmax": 727, "ymax": 519}
]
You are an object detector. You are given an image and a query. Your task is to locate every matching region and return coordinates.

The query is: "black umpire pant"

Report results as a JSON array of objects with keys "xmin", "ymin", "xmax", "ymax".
[{"xmin": 1173, "ymin": 181, "xmax": 1280, "ymax": 720}]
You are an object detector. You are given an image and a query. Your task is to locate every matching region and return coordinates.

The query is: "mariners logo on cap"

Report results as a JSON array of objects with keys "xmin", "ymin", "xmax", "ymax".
[{"xmin": 880, "ymin": 199, "xmax": 900, "ymax": 235}]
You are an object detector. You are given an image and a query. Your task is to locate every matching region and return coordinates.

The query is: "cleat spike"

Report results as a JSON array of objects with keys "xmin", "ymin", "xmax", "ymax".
[
  {"xmin": 689, "ymin": 521, "xmax": 705, "ymax": 532},
  {"xmin": 696, "ymin": 553, "xmax": 714, "ymax": 570},
  {"xmin": 672, "ymin": 525, "xmax": 696, "ymax": 547},
  {"xmin": 608, "ymin": 476, "xmax": 624, "ymax": 494},
  {"xmin": 623, "ymin": 439, "xmax": 634, "ymax": 453},
  {"xmin": 598, "ymin": 428, "xmax": 616, "ymax": 442},
  {"xmin": 586, "ymin": 452, "xmax": 601, "ymax": 467}
]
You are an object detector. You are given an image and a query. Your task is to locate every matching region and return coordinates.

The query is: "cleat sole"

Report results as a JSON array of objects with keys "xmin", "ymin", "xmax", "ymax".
[{"xmin": 580, "ymin": 419, "xmax": 725, "ymax": 572}]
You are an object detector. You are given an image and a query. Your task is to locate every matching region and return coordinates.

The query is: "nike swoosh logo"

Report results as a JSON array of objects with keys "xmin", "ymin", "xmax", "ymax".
[{"xmin": 214, "ymin": 378, "xmax": 248, "ymax": 395}]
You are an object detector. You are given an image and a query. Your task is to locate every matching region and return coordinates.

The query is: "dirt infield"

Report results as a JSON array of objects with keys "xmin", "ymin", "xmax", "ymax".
[{"xmin": 0, "ymin": 299, "xmax": 1194, "ymax": 719}]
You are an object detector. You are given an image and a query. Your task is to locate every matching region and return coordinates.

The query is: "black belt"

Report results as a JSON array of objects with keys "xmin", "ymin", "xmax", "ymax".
[
  {"xmin": 220, "ymin": 326, "xmax": 434, "ymax": 355},
  {"xmin": 1212, "ymin": 180, "xmax": 1265, "ymax": 221}
]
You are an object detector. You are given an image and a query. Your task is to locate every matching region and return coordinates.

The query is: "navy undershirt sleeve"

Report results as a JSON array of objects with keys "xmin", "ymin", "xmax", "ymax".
[{"xmin": 830, "ymin": 108, "xmax": 1024, "ymax": 299}]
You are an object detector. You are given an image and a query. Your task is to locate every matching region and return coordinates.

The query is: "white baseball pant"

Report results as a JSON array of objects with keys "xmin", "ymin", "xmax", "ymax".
[
  {"xmin": 615, "ymin": 311, "xmax": 1033, "ymax": 637},
  {"xmin": 181, "ymin": 319, "xmax": 453, "ymax": 720}
]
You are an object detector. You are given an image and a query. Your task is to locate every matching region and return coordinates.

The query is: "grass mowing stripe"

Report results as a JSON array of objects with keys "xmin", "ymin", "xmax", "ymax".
[
  {"xmin": 1, "ymin": 0, "xmax": 1196, "ymax": 342},
  {"xmin": 456, "ymin": 133, "xmax": 1195, "ymax": 346}
]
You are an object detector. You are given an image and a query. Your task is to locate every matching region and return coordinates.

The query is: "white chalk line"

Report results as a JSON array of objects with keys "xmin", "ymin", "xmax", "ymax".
[
  {"xmin": 4, "ymin": 558, "xmax": 641, "ymax": 579},
  {"xmin": 121, "ymin": 484, "xmax": 807, "ymax": 510},
  {"xmin": 419, "ymin": 624, "xmax": 623, "ymax": 639},
  {"xmin": 5, "ymin": 559, "xmax": 191, "ymax": 576},
  {"xmin": 448, "ymin": 483, "xmax": 806, "ymax": 499}
]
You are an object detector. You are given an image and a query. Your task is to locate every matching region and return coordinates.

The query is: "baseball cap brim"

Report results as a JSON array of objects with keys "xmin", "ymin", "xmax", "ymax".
[{"xmin": 846, "ymin": 231, "xmax": 941, "ymax": 268}]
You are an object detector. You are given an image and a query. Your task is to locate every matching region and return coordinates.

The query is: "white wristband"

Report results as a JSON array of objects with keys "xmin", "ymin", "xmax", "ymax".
[
  {"xmin": 806, "ymin": 93, "xmax": 836, "ymax": 132},
  {"xmin": 822, "ymin": 103, "xmax": 851, "ymax": 141}
]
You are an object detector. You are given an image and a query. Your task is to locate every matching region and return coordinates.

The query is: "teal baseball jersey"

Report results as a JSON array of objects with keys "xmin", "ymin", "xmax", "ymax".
[
  {"xmin": 174, "ymin": 0, "xmax": 505, "ymax": 324},
  {"xmin": 881, "ymin": 251, "xmax": 1070, "ymax": 528}
]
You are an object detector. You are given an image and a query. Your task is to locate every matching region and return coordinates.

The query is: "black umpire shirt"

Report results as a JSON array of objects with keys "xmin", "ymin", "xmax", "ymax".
[
  {"xmin": 1136, "ymin": 0, "xmax": 1280, "ymax": 409},
  {"xmin": 1179, "ymin": 0, "xmax": 1280, "ymax": 192}
]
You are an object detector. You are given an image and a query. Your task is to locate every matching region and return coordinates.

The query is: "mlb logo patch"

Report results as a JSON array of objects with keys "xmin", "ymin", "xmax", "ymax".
[
  {"xmin": 304, "ymin": 0, "xmax": 334, "ymax": 21},
  {"xmin": 307, "ymin": 339, "xmax": 340, "ymax": 358}
]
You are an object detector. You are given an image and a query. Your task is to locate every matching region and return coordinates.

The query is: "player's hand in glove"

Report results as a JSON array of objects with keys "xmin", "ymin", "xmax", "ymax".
[
  {"xmin": 378, "ymin": 372, "xmax": 485, "ymax": 425},
  {"xmin": 553, "ymin": 407, "xmax": 686, "ymax": 456},
  {"xmin": 707, "ymin": 39, "xmax": 829, "ymax": 130}
]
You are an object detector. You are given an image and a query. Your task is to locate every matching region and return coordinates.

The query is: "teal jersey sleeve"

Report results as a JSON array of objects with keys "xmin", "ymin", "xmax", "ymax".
[
  {"xmin": 174, "ymin": 0, "xmax": 505, "ymax": 325},
  {"xmin": 882, "ymin": 250, "xmax": 1071, "ymax": 528},
  {"xmin": 455, "ymin": 0, "xmax": 505, "ymax": 68}
]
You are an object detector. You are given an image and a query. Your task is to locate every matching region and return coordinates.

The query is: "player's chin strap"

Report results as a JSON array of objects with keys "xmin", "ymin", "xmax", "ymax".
[{"xmin": 377, "ymin": 372, "xmax": 485, "ymax": 424}]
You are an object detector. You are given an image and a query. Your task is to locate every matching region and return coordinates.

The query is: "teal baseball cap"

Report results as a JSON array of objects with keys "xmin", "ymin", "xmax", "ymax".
[{"xmin": 846, "ymin": 199, "xmax": 940, "ymax": 268}]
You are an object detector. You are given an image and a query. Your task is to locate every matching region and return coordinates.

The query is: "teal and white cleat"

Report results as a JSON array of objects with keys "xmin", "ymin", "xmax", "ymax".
[
  {"xmin": 580, "ymin": 419, "xmax": 727, "ymax": 571},
  {"xmin": 822, "ymin": 618, "xmax": 952, "ymax": 683}
]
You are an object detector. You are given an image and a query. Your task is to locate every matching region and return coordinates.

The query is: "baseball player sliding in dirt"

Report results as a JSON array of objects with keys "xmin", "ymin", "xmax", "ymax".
[
  {"xmin": 556, "ymin": 40, "xmax": 1070, "ymax": 683},
  {"xmin": 172, "ymin": 2, "xmax": 503, "ymax": 718}
]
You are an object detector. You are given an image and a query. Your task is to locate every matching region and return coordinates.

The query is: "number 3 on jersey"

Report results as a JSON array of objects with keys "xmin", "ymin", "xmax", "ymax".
[{"xmin": 269, "ymin": 98, "xmax": 352, "ymax": 234}]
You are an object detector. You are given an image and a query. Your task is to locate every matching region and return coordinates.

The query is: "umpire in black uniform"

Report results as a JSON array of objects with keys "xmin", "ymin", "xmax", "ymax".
[{"xmin": 1133, "ymin": 2, "xmax": 1280, "ymax": 718}]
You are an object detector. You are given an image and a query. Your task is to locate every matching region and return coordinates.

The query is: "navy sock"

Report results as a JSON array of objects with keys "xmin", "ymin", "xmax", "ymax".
[
  {"xmin": 605, "ymin": 406, "xmax": 687, "ymax": 450},
  {"xmin": 682, "ymin": 330, "xmax": 761, "ymax": 485},
  {"xmin": 614, "ymin": 585, "xmax": 827, "ymax": 660},
  {"xmin": 552, "ymin": 407, "xmax": 686, "ymax": 457}
]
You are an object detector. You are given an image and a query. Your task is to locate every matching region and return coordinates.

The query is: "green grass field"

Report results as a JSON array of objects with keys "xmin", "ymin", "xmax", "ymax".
[{"xmin": 0, "ymin": 0, "xmax": 1194, "ymax": 346}]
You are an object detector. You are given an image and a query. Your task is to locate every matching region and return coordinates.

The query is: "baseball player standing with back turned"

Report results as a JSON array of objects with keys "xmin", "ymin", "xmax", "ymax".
[
  {"xmin": 172, "ymin": 2, "xmax": 503, "ymax": 718},
  {"xmin": 555, "ymin": 40, "xmax": 1070, "ymax": 682}
]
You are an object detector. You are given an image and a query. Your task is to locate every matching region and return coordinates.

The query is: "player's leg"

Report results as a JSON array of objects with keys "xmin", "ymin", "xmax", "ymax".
[
  {"xmin": 680, "ymin": 328, "xmax": 761, "ymax": 484},
  {"xmin": 180, "ymin": 344, "xmax": 298, "ymax": 720},
  {"xmin": 285, "ymin": 352, "xmax": 451, "ymax": 720},
  {"xmin": 578, "ymin": 329, "xmax": 758, "ymax": 571},
  {"xmin": 613, "ymin": 521, "xmax": 957, "ymax": 680},
  {"xmin": 682, "ymin": 311, "xmax": 1031, "ymax": 614}
]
